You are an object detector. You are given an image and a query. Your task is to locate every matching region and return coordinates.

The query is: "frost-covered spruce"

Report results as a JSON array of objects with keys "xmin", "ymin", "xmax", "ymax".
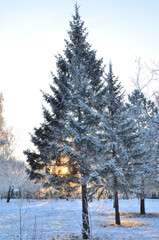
[
  {"xmin": 128, "ymin": 89, "xmax": 159, "ymax": 214},
  {"xmin": 89, "ymin": 63, "xmax": 146, "ymax": 225},
  {"xmin": 24, "ymin": 54, "xmax": 72, "ymax": 186},
  {"xmin": 24, "ymin": 4, "xmax": 104, "ymax": 239}
]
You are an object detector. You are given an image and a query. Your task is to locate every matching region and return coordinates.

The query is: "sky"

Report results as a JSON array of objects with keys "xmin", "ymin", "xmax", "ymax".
[{"xmin": 0, "ymin": 0, "xmax": 159, "ymax": 160}]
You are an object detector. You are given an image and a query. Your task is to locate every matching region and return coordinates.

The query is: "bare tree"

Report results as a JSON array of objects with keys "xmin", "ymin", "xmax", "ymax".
[
  {"xmin": 154, "ymin": 92, "xmax": 159, "ymax": 107},
  {"xmin": 131, "ymin": 57, "xmax": 159, "ymax": 100}
]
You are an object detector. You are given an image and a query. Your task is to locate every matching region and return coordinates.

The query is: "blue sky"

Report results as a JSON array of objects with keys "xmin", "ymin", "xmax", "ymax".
[{"xmin": 0, "ymin": 0, "xmax": 159, "ymax": 159}]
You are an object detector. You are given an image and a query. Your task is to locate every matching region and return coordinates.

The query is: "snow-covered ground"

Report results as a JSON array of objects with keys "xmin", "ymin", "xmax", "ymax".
[{"xmin": 0, "ymin": 198, "xmax": 158, "ymax": 239}]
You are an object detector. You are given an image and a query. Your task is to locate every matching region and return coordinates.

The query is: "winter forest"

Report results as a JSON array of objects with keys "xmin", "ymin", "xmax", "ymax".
[{"xmin": 0, "ymin": 4, "xmax": 159, "ymax": 240}]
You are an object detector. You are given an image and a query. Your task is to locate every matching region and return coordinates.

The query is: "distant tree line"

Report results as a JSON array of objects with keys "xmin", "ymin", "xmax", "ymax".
[{"xmin": 0, "ymin": 93, "xmax": 43, "ymax": 202}]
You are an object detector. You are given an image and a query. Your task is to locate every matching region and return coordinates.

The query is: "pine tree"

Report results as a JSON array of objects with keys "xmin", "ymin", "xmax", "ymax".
[
  {"xmin": 89, "ymin": 63, "xmax": 145, "ymax": 225},
  {"xmin": 24, "ymin": 5, "xmax": 104, "ymax": 239},
  {"xmin": 128, "ymin": 89, "xmax": 159, "ymax": 214}
]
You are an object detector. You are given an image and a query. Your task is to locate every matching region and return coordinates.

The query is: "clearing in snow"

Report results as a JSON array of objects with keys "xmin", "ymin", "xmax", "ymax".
[{"xmin": 0, "ymin": 198, "xmax": 158, "ymax": 239}]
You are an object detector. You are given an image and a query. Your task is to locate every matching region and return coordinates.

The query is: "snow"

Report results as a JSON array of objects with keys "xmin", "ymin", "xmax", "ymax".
[{"xmin": 0, "ymin": 198, "xmax": 158, "ymax": 239}]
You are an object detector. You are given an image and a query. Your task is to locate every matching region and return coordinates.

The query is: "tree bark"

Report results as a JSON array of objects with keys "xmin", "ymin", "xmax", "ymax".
[
  {"xmin": 82, "ymin": 183, "xmax": 90, "ymax": 239},
  {"xmin": 140, "ymin": 179, "xmax": 145, "ymax": 214},
  {"xmin": 114, "ymin": 177, "xmax": 120, "ymax": 225},
  {"xmin": 114, "ymin": 190, "xmax": 121, "ymax": 225},
  {"xmin": 7, "ymin": 186, "xmax": 14, "ymax": 203},
  {"xmin": 140, "ymin": 198, "xmax": 145, "ymax": 214},
  {"xmin": 19, "ymin": 188, "xmax": 22, "ymax": 198}
]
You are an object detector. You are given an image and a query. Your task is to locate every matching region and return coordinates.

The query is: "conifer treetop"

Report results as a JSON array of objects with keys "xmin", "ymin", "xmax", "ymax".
[{"xmin": 67, "ymin": 4, "xmax": 89, "ymax": 49}]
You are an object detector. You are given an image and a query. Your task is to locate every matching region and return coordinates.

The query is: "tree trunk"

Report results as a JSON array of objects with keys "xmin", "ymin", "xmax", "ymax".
[
  {"xmin": 82, "ymin": 183, "xmax": 90, "ymax": 239},
  {"xmin": 140, "ymin": 179, "xmax": 145, "ymax": 214},
  {"xmin": 114, "ymin": 190, "xmax": 121, "ymax": 225},
  {"xmin": 140, "ymin": 198, "xmax": 145, "ymax": 214},
  {"xmin": 19, "ymin": 188, "xmax": 22, "ymax": 199},
  {"xmin": 114, "ymin": 176, "xmax": 120, "ymax": 225},
  {"xmin": 7, "ymin": 186, "xmax": 14, "ymax": 203}
]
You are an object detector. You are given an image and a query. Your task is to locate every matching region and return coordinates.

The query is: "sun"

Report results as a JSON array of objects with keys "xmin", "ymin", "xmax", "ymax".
[{"xmin": 61, "ymin": 167, "xmax": 68, "ymax": 174}]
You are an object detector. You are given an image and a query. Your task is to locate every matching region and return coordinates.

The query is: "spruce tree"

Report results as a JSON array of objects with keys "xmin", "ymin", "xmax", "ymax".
[
  {"xmin": 24, "ymin": 5, "xmax": 104, "ymax": 239},
  {"xmin": 89, "ymin": 63, "xmax": 145, "ymax": 225},
  {"xmin": 128, "ymin": 89, "xmax": 159, "ymax": 214}
]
